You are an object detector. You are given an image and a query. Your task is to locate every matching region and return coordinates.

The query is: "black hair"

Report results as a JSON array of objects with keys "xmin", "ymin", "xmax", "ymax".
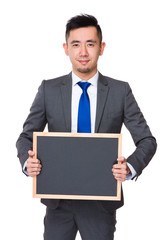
[{"xmin": 65, "ymin": 14, "xmax": 102, "ymax": 44}]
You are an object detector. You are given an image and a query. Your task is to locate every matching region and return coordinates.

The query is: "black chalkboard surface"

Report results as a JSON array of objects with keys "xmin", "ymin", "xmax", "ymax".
[{"xmin": 33, "ymin": 132, "xmax": 122, "ymax": 201}]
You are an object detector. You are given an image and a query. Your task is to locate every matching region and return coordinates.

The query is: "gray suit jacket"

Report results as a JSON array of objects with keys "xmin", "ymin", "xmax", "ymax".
[{"xmin": 16, "ymin": 72, "xmax": 157, "ymax": 211}]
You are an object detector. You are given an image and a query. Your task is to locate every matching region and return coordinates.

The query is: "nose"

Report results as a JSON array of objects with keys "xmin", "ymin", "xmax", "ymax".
[{"xmin": 79, "ymin": 44, "xmax": 89, "ymax": 57}]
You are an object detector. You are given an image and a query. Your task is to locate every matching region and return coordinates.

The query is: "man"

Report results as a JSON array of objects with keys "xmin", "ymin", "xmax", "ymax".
[{"xmin": 16, "ymin": 14, "xmax": 157, "ymax": 240}]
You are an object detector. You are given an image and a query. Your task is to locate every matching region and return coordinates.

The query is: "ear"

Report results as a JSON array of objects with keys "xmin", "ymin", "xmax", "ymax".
[
  {"xmin": 99, "ymin": 42, "xmax": 106, "ymax": 56},
  {"xmin": 63, "ymin": 43, "xmax": 69, "ymax": 56}
]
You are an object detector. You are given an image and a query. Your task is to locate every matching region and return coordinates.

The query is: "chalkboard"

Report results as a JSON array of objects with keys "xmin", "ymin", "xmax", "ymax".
[{"xmin": 33, "ymin": 132, "xmax": 122, "ymax": 201}]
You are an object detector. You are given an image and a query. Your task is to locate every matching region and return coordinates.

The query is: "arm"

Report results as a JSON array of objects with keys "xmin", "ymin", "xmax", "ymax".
[
  {"xmin": 112, "ymin": 83, "xmax": 157, "ymax": 181},
  {"xmin": 124, "ymin": 83, "xmax": 157, "ymax": 177},
  {"xmin": 16, "ymin": 81, "xmax": 47, "ymax": 173}
]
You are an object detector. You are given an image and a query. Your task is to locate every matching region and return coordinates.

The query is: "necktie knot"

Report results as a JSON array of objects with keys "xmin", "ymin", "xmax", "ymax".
[{"xmin": 77, "ymin": 82, "xmax": 91, "ymax": 91}]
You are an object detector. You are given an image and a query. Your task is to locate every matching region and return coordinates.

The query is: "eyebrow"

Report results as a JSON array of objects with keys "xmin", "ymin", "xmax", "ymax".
[{"xmin": 70, "ymin": 40, "xmax": 97, "ymax": 44}]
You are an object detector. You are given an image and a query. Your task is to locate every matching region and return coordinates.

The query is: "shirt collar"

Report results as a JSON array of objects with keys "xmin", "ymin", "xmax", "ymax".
[{"xmin": 72, "ymin": 71, "xmax": 99, "ymax": 87}]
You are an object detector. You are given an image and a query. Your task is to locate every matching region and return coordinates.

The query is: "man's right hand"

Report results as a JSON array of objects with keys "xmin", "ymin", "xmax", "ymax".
[{"xmin": 26, "ymin": 150, "xmax": 42, "ymax": 177}]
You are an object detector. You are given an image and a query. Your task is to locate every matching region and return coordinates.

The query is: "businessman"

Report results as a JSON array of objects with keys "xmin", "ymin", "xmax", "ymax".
[{"xmin": 16, "ymin": 14, "xmax": 157, "ymax": 240}]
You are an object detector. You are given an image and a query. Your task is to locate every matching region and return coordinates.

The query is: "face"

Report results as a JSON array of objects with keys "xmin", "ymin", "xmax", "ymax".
[{"xmin": 63, "ymin": 26, "xmax": 106, "ymax": 80}]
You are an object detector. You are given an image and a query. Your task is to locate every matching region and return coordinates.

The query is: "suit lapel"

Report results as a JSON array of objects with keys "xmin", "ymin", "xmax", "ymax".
[
  {"xmin": 95, "ymin": 73, "xmax": 109, "ymax": 132},
  {"xmin": 59, "ymin": 72, "xmax": 109, "ymax": 133},
  {"xmin": 60, "ymin": 73, "xmax": 72, "ymax": 132}
]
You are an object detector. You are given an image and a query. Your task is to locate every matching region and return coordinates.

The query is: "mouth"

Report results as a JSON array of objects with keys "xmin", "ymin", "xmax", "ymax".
[{"xmin": 78, "ymin": 59, "xmax": 90, "ymax": 65}]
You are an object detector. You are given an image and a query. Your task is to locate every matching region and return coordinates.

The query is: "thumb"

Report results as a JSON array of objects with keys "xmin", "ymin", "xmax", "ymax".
[
  {"xmin": 117, "ymin": 156, "xmax": 126, "ymax": 164},
  {"xmin": 28, "ymin": 150, "xmax": 35, "ymax": 157}
]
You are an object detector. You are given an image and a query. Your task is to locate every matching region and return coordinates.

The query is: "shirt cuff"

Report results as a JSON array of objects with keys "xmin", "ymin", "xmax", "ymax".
[
  {"xmin": 23, "ymin": 160, "xmax": 28, "ymax": 176},
  {"xmin": 126, "ymin": 163, "xmax": 137, "ymax": 180}
]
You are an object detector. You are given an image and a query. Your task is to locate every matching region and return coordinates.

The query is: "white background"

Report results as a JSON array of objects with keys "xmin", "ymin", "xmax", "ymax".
[{"xmin": 0, "ymin": 0, "xmax": 167, "ymax": 239}]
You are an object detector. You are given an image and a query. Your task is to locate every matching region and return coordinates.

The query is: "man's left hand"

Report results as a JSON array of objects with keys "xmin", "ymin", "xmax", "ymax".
[{"xmin": 112, "ymin": 157, "xmax": 130, "ymax": 182}]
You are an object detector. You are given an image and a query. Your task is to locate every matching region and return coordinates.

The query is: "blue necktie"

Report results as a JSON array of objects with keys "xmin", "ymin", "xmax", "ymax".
[{"xmin": 77, "ymin": 82, "xmax": 91, "ymax": 133}]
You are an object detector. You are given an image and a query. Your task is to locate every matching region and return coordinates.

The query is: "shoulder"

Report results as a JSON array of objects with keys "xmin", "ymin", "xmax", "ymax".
[
  {"xmin": 99, "ymin": 73, "xmax": 131, "ymax": 93},
  {"xmin": 99, "ymin": 73, "xmax": 128, "ymax": 86},
  {"xmin": 37, "ymin": 73, "xmax": 72, "ymax": 94},
  {"xmin": 43, "ymin": 73, "xmax": 72, "ymax": 87}
]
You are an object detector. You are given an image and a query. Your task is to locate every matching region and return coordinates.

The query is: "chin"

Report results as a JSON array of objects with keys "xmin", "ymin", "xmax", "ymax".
[{"xmin": 77, "ymin": 68, "xmax": 91, "ymax": 73}]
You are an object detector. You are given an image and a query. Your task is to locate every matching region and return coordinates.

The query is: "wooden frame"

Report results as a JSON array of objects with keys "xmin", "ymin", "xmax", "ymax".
[{"xmin": 33, "ymin": 132, "xmax": 122, "ymax": 201}]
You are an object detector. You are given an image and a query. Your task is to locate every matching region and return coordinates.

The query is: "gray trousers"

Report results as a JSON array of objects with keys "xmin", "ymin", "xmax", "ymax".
[{"xmin": 44, "ymin": 200, "xmax": 116, "ymax": 240}]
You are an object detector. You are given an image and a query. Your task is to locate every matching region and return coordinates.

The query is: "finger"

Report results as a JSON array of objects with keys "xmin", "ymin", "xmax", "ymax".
[
  {"xmin": 112, "ymin": 169, "xmax": 127, "ymax": 177},
  {"xmin": 28, "ymin": 166, "xmax": 42, "ymax": 173},
  {"xmin": 112, "ymin": 170, "xmax": 127, "ymax": 177},
  {"xmin": 115, "ymin": 176, "xmax": 126, "ymax": 182},
  {"xmin": 27, "ymin": 158, "xmax": 40, "ymax": 164},
  {"xmin": 112, "ymin": 163, "xmax": 127, "ymax": 170},
  {"xmin": 29, "ymin": 167, "xmax": 42, "ymax": 173},
  {"xmin": 28, "ymin": 162, "xmax": 42, "ymax": 168},
  {"xmin": 113, "ymin": 173, "xmax": 126, "ymax": 182},
  {"xmin": 27, "ymin": 166, "xmax": 42, "ymax": 176},
  {"xmin": 29, "ymin": 171, "xmax": 40, "ymax": 177},
  {"xmin": 27, "ymin": 163, "xmax": 42, "ymax": 171}
]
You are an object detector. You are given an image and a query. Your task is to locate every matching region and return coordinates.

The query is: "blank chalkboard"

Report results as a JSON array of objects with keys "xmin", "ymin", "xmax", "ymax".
[{"xmin": 33, "ymin": 132, "xmax": 122, "ymax": 201}]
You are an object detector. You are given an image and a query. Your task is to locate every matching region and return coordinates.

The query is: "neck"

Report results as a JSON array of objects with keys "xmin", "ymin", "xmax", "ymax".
[{"xmin": 72, "ymin": 68, "xmax": 98, "ymax": 81}]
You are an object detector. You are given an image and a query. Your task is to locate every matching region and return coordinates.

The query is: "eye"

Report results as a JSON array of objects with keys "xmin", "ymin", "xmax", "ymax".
[
  {"xmin": 72, "ymin": 43, "xmax": 80, "ymax": 47},
  {"xmin": 87, "ymin": 43, "xmax": 94, "ymax": 47}
]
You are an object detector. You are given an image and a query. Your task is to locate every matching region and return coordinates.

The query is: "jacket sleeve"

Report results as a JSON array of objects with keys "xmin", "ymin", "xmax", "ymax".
[
  {"xmin": 123, "ymin": 83, "xmax": 157, "ymax": 177},
  {"xmin": 16, "ymin": 81, "xmax": 47, "ymax": 170}
]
